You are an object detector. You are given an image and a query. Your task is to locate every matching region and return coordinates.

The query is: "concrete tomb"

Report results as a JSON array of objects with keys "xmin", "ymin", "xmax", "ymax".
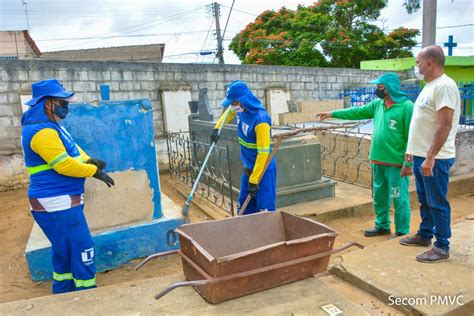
[
  {"xmin": 187, "ymin": 90, "xmax": 336, "ymax": 208},
  {"xmin": 25, "ymin": 98, "xmax": 184, "ymax": 281}
]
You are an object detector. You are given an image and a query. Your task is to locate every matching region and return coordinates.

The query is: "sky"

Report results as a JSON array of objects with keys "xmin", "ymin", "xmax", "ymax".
[{"xmin": 0, "ymin": 0, "xmax": 473, "ymax": 64}]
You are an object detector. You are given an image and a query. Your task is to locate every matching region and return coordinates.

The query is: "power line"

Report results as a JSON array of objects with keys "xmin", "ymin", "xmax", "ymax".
[
  {"xmin": 220, "ymin": 5, "xmax": 258, "ymax": 17},
  {"xmin": 2, "ymin": 8, "xmax": 202, "ymax": 14},
  {"xmin": 222, "ymin": 0, "xmax": 235, "ymax": 40},
  {"xmin": 437, "ymin": 23, "xmax": 474, "ymax": 29},
  {"xmin": 196, "ymin": 16, "xmax": 215, "ymax": 63},
  {"xmin": 0, "ymin": 30, "xmax": 213, "ymax": 42},
  {"xmin": 45, "ymin": 9, "xmax": 199, "ymax": 51}
]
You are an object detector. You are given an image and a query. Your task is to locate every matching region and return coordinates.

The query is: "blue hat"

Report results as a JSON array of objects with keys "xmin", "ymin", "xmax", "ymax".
[
  {"xmin": 25, "ymin": 79, "xmax": 75, "ymax": 106},
  {"xmin": 221, "ymin": 80, "xmax": 251, "ymax": 107},
  {"xmin": 370, "ymin": 72, "xmax": 409, "ymax": 103}
]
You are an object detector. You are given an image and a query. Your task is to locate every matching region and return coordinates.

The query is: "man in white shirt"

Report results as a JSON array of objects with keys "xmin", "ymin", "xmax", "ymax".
[{"xmin": 400, "ymin": 45, "xmax": 461, "ymax": 263}]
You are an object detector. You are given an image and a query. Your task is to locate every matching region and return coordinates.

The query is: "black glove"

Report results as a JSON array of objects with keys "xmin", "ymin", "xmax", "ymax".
[
  {"xmin": 87, "ymin": 158, "xmax": 106, "ymax": 170},
  {"xmin": 210, "ymin": 128, "xmax": 220, "ymax": 144},
  {"xmin": 248, "ymin": 182, "xmax": 258, "ymax": 197},
  {"xmin": 93, "ymin": 169, "xmax": 115, "ymax": 187}
]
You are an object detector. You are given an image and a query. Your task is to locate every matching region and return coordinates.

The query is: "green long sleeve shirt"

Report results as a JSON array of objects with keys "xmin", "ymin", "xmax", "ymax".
[{"xmin": 332, "ymin": 99, "xmax": 414, "ymax": 165}]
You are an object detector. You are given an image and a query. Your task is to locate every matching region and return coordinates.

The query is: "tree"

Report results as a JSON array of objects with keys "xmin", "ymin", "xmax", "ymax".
[
  {"xmin": 229, "ymin": 0, "xmax": 420, "ymax": 68},
  {"xmin": 403, "ymin": 0, "xmax": 421, "ymax": 14}
]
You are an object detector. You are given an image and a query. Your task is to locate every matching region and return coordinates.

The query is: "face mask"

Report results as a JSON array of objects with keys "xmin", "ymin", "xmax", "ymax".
[
  {"xmin": 231, "ymin": 105, "xmax": 244, "ymax": 113},
  {"xmin": 53, "ymin": 104, "xmax": 69, "ymax": 119},
  {"xmin": 414, "ymin": 66, "xmax": 424, "ymax": 80},
  {"xmin": 375, "ymin": 88, "xmax": 387, "ymax": 99}
]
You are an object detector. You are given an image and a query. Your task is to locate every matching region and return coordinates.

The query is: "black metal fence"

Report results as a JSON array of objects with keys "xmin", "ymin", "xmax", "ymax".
[
  {"xmin": 314, "ymin": 127, "xmax": 373, "ymax": 188},
  {"xmin": 166, "ymin": 131, "xmax": 235, "ymax": 216},
  {"xmin": 340, "ymin": 81, "xmax": 473, "ymax": 128}
]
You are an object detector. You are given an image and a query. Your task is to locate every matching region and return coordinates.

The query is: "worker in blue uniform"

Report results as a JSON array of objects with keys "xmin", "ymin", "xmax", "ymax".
[
  {"xmin": 21, "ymin": 79, "xmax": 115, "ymax": 294},
  {"xmin": 211, "ymin": 80, "xmax": 276, "ymax": 215}
]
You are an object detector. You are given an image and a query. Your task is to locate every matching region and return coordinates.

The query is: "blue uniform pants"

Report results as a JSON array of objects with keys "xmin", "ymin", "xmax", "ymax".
[
  {"xmin": 32, "ymin": 205, "xmax": 96, "ymax": 294},
  {"xmin": 239, "ymin": 163, "xmax": 277, "ymax": 215}
]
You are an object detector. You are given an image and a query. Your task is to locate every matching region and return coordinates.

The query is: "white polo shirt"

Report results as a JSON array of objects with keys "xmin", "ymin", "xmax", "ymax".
[{"xmin": 406, "ymin": 74, "xmax": 460, "ymax": 159}]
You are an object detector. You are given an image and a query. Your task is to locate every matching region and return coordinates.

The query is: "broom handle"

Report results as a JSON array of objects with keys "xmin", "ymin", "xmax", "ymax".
[{"xmin": 182, "ymin": 107, "xmax": 232, "ymax": 216}]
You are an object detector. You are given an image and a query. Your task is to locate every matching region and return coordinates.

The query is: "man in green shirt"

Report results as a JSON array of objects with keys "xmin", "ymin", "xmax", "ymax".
[{"xmin": 316, "ymin": 73, "xmax": 414, "ymax": 238}]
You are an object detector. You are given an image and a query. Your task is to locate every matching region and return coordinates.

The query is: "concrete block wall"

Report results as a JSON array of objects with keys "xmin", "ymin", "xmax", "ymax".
[
  {"xmin": 279, "ymin": 99, "xmax": 345, "ymax": 124},
  {"xmin": 0, "ymin": 59, "xmax": 386, "ymax": 191},
  {"xmin": 279, "ymin": 112, "xmax": 313, "ymax": 125},
  {"xmin": 297, "ymin": 99, "xmax": 344, "ymax": 112}
]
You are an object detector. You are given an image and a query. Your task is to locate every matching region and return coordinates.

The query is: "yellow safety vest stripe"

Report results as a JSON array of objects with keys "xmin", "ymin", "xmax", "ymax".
[
  {"xmin": 27, "ymin": 155, "xmax": 85, "ymax": 175},
  {"xmin": 53, "ymin": 271, "xmax": 73, "ymax": 281},
  {"xmin": 74, "ymin": 277, "xmax": 96, "ymax": 288}
]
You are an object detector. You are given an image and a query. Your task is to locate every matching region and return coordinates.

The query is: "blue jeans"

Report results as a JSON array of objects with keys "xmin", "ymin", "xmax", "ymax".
[{"xmin": 413, "ymin": 156, "xmax": 455, "ymax": 252}]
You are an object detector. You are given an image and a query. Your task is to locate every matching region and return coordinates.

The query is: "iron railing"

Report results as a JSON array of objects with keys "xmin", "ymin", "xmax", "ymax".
[
  {"xmin": 314, "ymin": 128, "xmax": 373, "ymax": 188},
  {"xmin": 282, "ymin": 123, "xmax": 374, "ymax": 188},
  {"xmin": 166, "ymin": 131, "xmax": 235, "ymax": 216},
  {"xmin": 340, "ymin": 81, "xmax": 473, "ymax": 128}
]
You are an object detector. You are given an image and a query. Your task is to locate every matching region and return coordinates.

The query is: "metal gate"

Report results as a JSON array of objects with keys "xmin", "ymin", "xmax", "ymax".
[{"xmin": 166, "ymin": 131, "xmax": 235, "ymax": 216}]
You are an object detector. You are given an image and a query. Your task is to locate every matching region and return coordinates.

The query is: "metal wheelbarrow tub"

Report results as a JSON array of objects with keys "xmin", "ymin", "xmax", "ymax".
[{"xmin": 147, "ymin": 211, "xmax": 363, "ymax": 304}]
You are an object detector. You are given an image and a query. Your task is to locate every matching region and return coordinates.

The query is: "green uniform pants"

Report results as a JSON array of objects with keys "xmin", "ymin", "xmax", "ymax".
[{"xmin": 372, "ymin": 164, "xmax": 410, "ymax": 234}]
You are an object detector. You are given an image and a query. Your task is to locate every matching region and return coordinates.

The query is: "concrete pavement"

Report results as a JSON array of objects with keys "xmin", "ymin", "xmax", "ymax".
[
  {"xmin": 0, "ymin": 274, "xmax": 367, "ymax": 315},
  {"xmin": 331, "ymin": 217, "xmax": 474, "ymax": 315}
]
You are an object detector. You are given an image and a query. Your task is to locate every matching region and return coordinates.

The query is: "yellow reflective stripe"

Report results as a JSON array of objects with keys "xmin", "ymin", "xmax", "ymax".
[
  {"xmin": 48, "ymin": 151, "xmax": 69, "ymax": 168},
  {"xmin": 27, "ymin": 164, "xmax": 51, "ymax": 175},
  {"xmin": 74, "ymin": 277, "xmax": 96, "ymax": 288},
  {"xmin": 53, "ymin": 272, "xmax": 73, "ymax": 282},
  {"xmin": 73, "ymin": 155, "xmax": 85, "ymax": 162},
  {"xmin": 27, "ymin": 155, "xmax": 84, "ymax": 175},
  {"xmin": 238, "ymin": 137, "xmax": 257, "ymax": 149},
  {"xmin": 257, "ymin": 147, "xmax": 271, "ymax": 153}
]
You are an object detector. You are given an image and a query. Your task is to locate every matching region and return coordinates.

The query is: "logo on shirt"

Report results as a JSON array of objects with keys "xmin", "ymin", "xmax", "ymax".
[
  {"xmin": 242, "ymin": 123, "xmax": 249, "ymax": 136},
  {"xmin": 389, "ymin": 119, "xmax": 397, "ymax": 130},
  {"xmin": 415, "ymin": 96, "xmax": 431, "ymax": 109},
  {"xmin": 81, "ymin": 248, "xmax": 94, "ymax": 266}
]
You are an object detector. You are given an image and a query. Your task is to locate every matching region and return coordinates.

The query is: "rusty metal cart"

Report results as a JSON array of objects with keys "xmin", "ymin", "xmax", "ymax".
[{"xmin": 136, "ymin": 211, "xmax": 363, "ymax": 303}]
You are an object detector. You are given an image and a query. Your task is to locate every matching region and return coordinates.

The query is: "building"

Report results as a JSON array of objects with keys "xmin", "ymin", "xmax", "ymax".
[
  {"xmin": 40, "ymin": 44, "xmax": 166, "ymax": 63},
  {"xmin": 360, "ymin": 56, "xmax": 474, "ymax": 82},
  {"xmin": 0, "ymin": 30, "xmax": 41, "ymax": 60}
]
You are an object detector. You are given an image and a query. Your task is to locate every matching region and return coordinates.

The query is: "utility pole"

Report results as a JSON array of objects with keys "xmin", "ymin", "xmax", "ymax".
[
  {"xmin": 422, "ymin": 0, "xmax": 437, "ymax": 47},
  {"xmin": 22, "ymin": 0, "xmax": 30, "ymax": 33},
  {"xmin": 212, "ymin": 2, "xmax": 224, "ymax": 65}
]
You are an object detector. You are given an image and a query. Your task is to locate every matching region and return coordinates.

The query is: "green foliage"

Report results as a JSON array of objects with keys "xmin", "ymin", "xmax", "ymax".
[
  {"xmin": 229, "ymin": 0, "xmax": 420, "ymax": 68},
  {"xmin": 403, "ymin": 0, "xmax": 421, "ymax": 14}
]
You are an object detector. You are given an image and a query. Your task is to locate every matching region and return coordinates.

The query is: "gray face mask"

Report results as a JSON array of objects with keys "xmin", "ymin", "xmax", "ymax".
[{"xmin": 414, "ymin": 66, "xmax": 424, "ymax": 80}]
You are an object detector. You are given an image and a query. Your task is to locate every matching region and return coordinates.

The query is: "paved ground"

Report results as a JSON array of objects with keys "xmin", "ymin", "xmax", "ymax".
[
  {"xmin": 0, "ymin": 173, "xmax": 472, "ymax": 315},
  {"xmin": 331, "ymin": 217, "xmax": 474, "ymax": 315},
  {"xmin": 0, "ymin": 273, "xmax": 369, "ymax": 315},
  {"xmin": 280, "ymin": 173, "xmax": 473, "ymax": 222}
]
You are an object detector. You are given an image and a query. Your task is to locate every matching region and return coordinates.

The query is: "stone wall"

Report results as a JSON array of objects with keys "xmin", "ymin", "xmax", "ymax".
[
  {"xmin": 451, "ymin": 128, "xmax": 474, "ymax": 176},
  {"xmin": 0, "ymin": 59, "xmax": 386, "ymax": 191}
]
